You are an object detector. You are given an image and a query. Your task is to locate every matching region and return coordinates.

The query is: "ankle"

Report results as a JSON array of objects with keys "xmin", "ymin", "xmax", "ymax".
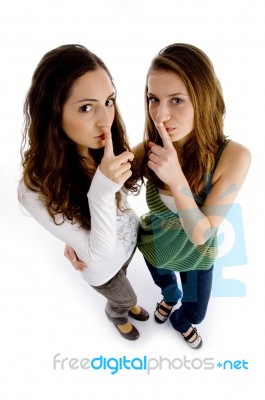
[
  {"xmin": 159, "ymin": 301, "xmax": 172, "ymax": 316},
  {"xmin": 182, "ymin": 327, "xmax": 197, "ymax": 343},
  {"xmin": 154, "ymin": 300, "xmax": 173, "ymax": 324},
  {"xmin": 182, "ymin": 327, "xmax": 193, "ymax": 338},
  {"xmin": 161, "ymin": 301, "xmax": 172, "ymax": 311},
  {"xmin": 130, "ymin": 305, "xmax": 141, "ymax": 314},
  {"xmin": 181, "ymin": 326, "xmax": 202, "ymax": 349}
]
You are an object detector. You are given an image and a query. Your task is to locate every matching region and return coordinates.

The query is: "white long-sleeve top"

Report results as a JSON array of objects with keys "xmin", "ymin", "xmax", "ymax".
[{"xmin": 18, "ymin": 168, "xmax": 139, "ymax": 286}]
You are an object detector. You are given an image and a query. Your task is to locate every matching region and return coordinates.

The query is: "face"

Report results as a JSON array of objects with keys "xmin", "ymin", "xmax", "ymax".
[
  {"xmin": 147, "ymin": 70, "xmax": 194, "ymax": 145},
  {"xmin": 62, "ymin": 68, "xmax": 115, "ymax": 156}
]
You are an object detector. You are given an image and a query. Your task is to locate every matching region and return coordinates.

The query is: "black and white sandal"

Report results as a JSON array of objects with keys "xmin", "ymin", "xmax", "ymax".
[
  {"xmin": 182, "ymin": 327, "xmax": 202, "ymax": 349},
  {"xmin": 154, "ymin": 301, "xmax": 173, "ymax": 324}
]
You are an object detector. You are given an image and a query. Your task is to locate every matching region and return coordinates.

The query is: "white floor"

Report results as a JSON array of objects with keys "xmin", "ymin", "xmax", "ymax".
[
  {"xmin": 1, "ymin": 0, "xmax": 264, "ymax": 397},
  {"xmin": 0, "ymin": 160, "xmax": 261, "ymax": 400}
]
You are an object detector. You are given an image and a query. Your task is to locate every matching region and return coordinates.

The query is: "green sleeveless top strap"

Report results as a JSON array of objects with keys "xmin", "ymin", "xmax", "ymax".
[{"xmin": 137, "ymin": 139, "xmax": 230, "ymax": 272}]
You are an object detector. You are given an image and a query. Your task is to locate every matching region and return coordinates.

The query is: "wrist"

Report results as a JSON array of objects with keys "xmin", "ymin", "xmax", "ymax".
[{"xmin": 169, "ymin": 176, "xmax": 189, "ymax": 195}]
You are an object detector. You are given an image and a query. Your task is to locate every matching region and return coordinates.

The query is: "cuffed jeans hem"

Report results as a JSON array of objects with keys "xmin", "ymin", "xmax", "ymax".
[
  {"xmin": 145, "ymin": 257, "xmax": 213, "ymax": 334},
  {"xmin": 105, "ymin": 302, "xmax": 136, "ymax": 326},
  {"xmin": 169, "ymin": 310, "xmax": 191, "ymax": 334},
  {"xmin": 169, "ymin": 266, "xmax": 214, "ymax": 333},
  {"xmin": 107, "ymin": 317, "xmax": 129, "ymax": 326}
]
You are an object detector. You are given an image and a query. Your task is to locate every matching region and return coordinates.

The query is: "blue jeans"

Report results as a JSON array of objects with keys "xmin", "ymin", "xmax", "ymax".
[{"xmin": 145, "ymin": 258, "xmax": 213, "ymax": 333}]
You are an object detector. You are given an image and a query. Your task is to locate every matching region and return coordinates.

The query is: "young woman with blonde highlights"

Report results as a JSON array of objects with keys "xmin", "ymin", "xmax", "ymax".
[
  {"xmin": 135, "ymin": 43, "xmax": 251, "ymax": 348},
  {"xmin": 18, "ymin": 44, "xmax": 149, "ymax": 341}
]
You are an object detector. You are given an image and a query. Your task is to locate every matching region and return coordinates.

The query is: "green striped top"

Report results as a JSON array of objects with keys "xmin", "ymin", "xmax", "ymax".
[{"xmin": 137, "ymin": 140, "xmax": 230, "ymax": 272}]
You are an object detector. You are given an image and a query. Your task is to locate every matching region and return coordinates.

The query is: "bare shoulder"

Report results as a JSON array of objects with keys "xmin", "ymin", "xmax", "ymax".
[
  {"xmin": 225, "ymin": 140, "xmax": 251, "ymax": 159},
  {"xmin": 213, "ymin": 139, "xmax": 251, "ymax": 186},
  {"xmin": 218, "ymin": 140, "xmax": 251, "ymax": 169}
]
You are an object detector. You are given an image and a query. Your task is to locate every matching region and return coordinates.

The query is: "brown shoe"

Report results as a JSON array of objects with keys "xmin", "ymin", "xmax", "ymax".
[
  {"xmin": 128, "ymin": 306, "xmax": 149, "ymax": 321},
  {"xmin": 115, "ymin": 324, "xmax": 140, "ymax": 341}
]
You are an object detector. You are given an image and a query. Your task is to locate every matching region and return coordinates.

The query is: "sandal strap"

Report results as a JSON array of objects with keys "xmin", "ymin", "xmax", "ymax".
[
  {"xmin": 156, "ymin": 302, "xmax": 172, "ymax": 315},
  {"xmin": 183, "ymin": 327, "xmax": 198, "ymax": 343}
]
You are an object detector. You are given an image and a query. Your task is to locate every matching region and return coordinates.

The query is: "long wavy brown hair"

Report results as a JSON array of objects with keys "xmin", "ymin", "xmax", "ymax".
[
  {"xmin": 142, "ymin": 43, "xmax": 226, "ymax": 194},
  {"xmin": 21, "ymin": 44, "xmax": 140, "ymax": 229}
]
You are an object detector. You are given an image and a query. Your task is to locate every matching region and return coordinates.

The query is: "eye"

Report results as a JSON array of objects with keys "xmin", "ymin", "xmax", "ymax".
[
  {"xmin": 79, "ymin": 103, "xmax": 93, "ymax": 113},
  {"xmin": 148, "ymin": 96, "xmax": 159, "ymax": 104},
  {"xmin": 106, "ymin": 98, "xmax": 115, "ymax": 107},
  {"xmin": 172, "ymin": 97, "xmax": 183, "ymax": 105}
]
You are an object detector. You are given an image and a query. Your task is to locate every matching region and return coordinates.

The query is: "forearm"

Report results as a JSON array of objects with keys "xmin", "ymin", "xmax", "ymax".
[
  {"xmin": 170, "ymin": 180, "xmax": 217, "ymax": 245},
  {"xmin": 87, "ymin": 168, "xmax": 121, "ymax": 258},
  {"xmin": 18, "ymin": 170, "xmax": 121, "ymax": 261}
]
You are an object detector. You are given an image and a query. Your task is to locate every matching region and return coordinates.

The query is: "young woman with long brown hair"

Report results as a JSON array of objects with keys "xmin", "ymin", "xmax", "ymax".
[
  {"xmin": 135, "ymin": 43, "xmax": 251, "ymax": 348},
  {"xmin": 18, "ymin": 44, "xmax": 149, "ymax": 341}
]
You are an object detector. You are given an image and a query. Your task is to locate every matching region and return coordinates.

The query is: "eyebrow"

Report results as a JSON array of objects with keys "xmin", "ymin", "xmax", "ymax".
[
  {"xmin": 147, "ymin": 92, "xmax": 189, "ymax": 97},
  {"xmin": 74, "ymin": 92, "xmax": 115, "ymax": 104}
]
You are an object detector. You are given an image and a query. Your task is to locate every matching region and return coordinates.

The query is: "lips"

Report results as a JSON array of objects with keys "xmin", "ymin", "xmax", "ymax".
[
  {"xmin": 95, "ymin": 134, "xmax": 105, "ymax": 141},
  {"xmin": 164, "ymin": 127, "xmax": 175, "ymax": 134}
]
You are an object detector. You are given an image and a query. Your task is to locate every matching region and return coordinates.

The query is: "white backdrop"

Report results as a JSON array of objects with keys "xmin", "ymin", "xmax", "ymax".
[{"xmin": 0, "ymin": 0, "xmax": 264, "ymax": 398}]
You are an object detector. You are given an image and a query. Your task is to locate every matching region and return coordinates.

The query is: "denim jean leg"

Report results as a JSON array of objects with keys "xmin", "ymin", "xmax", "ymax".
[
  {"xmin": 104, "ymin": 275, "xmax": 137, "ymax": 325},
  {"xmin": 144, "ymin": 258, "xmax": 182, "ymax": 306},
  {"xmin": 170, "ymin": 266, "xmax": 214, "ymax": 333},
  {"xmin": 91, "ymin": 255, "xmax": 137, "ymax": 325}
]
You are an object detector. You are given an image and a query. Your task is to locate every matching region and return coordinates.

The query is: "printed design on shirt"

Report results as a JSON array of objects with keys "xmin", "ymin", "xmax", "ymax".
[{"xmin": 116, "ymin": 201, "xmax": 138, "ymax": 255}]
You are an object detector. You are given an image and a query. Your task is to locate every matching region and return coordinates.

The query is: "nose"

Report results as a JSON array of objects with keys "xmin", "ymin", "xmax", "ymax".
[
  {"xmin": 155, "ymin": 103, "xmax": 171, "ymax": 123},
  {"xmin": 96, "ymin": 105, "xmax": 114, "ymax": 128}
]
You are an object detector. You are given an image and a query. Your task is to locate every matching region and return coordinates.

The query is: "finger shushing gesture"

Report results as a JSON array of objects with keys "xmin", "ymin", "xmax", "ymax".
[
  {"xmin": 148, "ymin": 122, "xmax": 184, "ymax": 189},
  {"xmin": 99, "ymin": 129, "xmax": 134, "ymax": 185}
]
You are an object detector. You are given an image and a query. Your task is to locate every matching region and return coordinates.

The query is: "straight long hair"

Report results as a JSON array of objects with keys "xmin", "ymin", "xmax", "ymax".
[{"xmin": 142, "ymin": 43, "xmax": 226, "ymax": 194}]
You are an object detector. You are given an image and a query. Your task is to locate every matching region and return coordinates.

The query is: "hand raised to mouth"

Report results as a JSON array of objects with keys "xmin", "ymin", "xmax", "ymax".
[
  {"xmin": 99, "ymin": 129, "xmax": 134, "ymax": 185},
  {"xmin": 147, "ymin": 122, "xmax": 182, "ymax": 188}
]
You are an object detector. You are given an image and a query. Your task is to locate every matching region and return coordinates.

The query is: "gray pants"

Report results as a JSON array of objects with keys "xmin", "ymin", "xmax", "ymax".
[{"xmin": 91, "ymin": 250, "xmax": 137, "ymax": 325}]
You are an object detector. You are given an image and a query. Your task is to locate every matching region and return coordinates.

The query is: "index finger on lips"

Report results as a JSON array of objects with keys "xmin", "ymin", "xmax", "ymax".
[
  {"xmin": 155, "ymin": 122, "xmax": 174, "ymax": 150},
  {"xmin": 103, "ymin": 129, "xmax": 114, "ymax": 158}
]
